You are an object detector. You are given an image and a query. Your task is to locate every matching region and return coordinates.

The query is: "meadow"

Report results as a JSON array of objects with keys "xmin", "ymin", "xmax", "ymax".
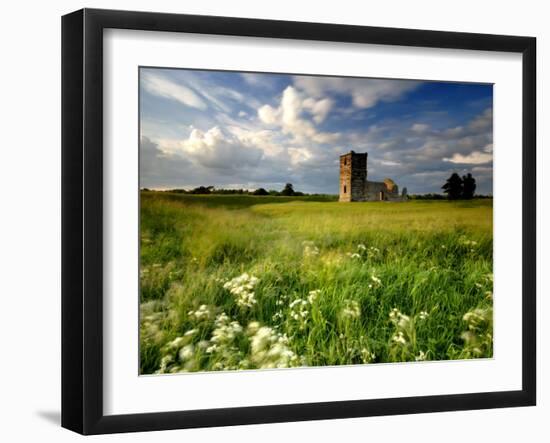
[{"xmin": 140, "ymin": 192, "xmax": 493, "ymax": 374}]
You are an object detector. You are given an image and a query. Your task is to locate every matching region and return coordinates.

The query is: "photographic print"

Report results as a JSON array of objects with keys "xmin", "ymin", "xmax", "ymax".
[{"xmin": 139, "ymin": 67, "xmax": 493, "ymax": 375}]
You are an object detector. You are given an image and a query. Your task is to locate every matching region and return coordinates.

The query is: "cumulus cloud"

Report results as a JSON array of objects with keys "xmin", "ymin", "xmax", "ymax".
[
  {"xmin": 258, "ymin": 104, "xmax": 280, "ymax": 125},
  {"xmin": 258, "ymin": 86, "xmax": 339, "ymax": 144},
  {"xmin": 141, "ymin": 72, "xmax": 207, "ymax": 110},
  {"xmin": 302, "ymin": 97, "xmax": 334, "ymax": 124},
  {"xmin": 227, "ymin": 126, "xmax": 284, "ymax": 157},
  {"xmin": 176, "ymin": 127, "xmax": 264, "ymax": 170},
  {"xmin": 443, "ymin": 151, "xmax": 493, "ymax": 165},
  {"xmin": 293, "ymin": 77, "xmax": 420, "ymax": 109}
]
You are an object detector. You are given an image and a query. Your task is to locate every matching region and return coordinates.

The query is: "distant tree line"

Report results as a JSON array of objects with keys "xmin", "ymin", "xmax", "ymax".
[
  {"xmin": 142, "ymin": 174, "xmax": 492, "ymax": 200},
  {"xmin": 143, "ymin": 183, "xmax": 323, "ymax": 197}
]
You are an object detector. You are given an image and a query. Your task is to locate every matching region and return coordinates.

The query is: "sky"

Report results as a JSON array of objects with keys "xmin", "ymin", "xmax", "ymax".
[{"xmin": 139, "ymin": 67, "xmax": 493, "ymax": 195}]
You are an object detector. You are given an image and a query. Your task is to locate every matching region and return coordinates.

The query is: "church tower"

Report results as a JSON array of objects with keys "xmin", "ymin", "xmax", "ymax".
[{"xmin": 339, "ymin": 151, "xmax": 367, "ymax": 202}]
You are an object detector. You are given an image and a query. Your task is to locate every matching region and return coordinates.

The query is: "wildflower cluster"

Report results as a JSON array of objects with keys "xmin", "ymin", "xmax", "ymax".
[
  {"xmin": 368, "ymin": 273, "xmax": 382, "ymax": 289},
  {"xmin": 338, "ymin": 333, "xmax": 376, "ymax": 364},
  {"xmin": 360, "ymin": 348, "xmax": 376, "ymax": 363},
  {"xmin": 341, "ymin": 299, "xmax": 361, "ymax": 320},
  {"xmin": 347, "ymin": 244, "xmax": 382, "ymax": 262},
  {"xmin": 205, "ymin": 313, "xmax": 247, "ymax": 369},
  {"xmin": 461, "ymin": 307, "xmax": 493, "ymax": 358},
  {"xmin": 223, "ymin": 273, "xmax": 259, "ymax": 308},
  {"xmin": 208, "ymin": 313, "xmax": 243, "ymax": 351},
  {"xmin": 155, "ymin": 329, "xmax": 198, "ymax": 374},
  {"xmin": 459, "ymin": 236, "xmax": 479, "ymax": 254},
  {"xmin": 287, "ymin": 293, "xmax": 312, "ymax": 330},
  {"xmin": 248, "ymin": 323, "xmax": 299, "ymax": 369},
  {"xmin": 388, "ymin": 308, "xmax": 429, "ymax": 362},
  {"xmin": 307, "ymin": 289, "xmax": 321, "ymax": 303},
  {"xmin": 302, "ymin": 240, "xmax": 320, "ymax": 257},
  {"xmin": 140, "ymin": 300, "xmax": 168, "ymax": 345},
  {"xmin": 187, "ymin": 304, "xmax": 211, "ymax": 321}
]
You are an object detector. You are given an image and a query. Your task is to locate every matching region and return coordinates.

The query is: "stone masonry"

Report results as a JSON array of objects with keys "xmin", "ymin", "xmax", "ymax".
[{"xmin": 339, "ymin": 151, "xmax": 406, "ymax": 202}]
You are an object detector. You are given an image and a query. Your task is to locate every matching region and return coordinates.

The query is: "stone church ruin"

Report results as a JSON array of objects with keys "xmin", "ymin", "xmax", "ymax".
[{"xmin": 339, "ymin": 151, "xmax": 407, "ymax": 202}]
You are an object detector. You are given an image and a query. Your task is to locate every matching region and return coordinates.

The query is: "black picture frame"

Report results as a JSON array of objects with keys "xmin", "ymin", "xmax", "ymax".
[{"xmin": 62, "ymin": 8, "xmax": 536, "ymax": 435}]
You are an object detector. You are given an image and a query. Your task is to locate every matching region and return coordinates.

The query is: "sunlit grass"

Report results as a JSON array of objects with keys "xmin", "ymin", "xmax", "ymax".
[{"xmin": 140, "ymin": 192, "xmax": 493, "ymax": 374}]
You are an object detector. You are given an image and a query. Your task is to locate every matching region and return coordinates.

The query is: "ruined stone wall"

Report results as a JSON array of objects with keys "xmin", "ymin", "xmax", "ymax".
[
  {"xmin": 365, "ymin": 180, "xmax": 400, "ymax": 201},
  {"xmin": 339, "ymin": 151, "xmax": 405, "ymax": 202}
]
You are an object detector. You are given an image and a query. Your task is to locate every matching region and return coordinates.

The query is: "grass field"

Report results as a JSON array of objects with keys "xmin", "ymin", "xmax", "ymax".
[{"xmin": 139, "ymin": 192, "xmax": 493, "ymax": 374}]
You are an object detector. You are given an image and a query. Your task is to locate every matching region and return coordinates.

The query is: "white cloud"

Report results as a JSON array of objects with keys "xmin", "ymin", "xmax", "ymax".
[
  {"xmin": 141, "ymin": 72, "xmax": 207, "ymax": 110},
  {"xmin": 443, "ymin": 151, "xmax": 493, "ymax": 165},
  {"xmin": 411, "ymin": 123, "xmax": 430, "ymax": 133},
  {"xmin": 302, "ymin": 97, "xmax": 333, "ymax": 124},
  {"xmin": 258, "ymin": 86, "xmax": 339, "ymax": 144},
  {"xmin": 228, "ymin": 126, "xmax": 284, "ymax": 156},
  {"xmin": 162, "ymin": 127, "xmax": 263, "ymax": 170},
  {"xmin": 240, "ymin": 73, "xmax": 266, "ymax": 87},
  {"xmin": 288, "ymin": 147, "xmax": 313, "ymax": 165},
  {"xmin": 468, "ymin": 108, "xmax": 492, "ymax": 131},
  {"xmin": 445, "ymin": 126, "xmax": 464, "ymax": 137},
  {"xmin": 293, "ymin": 77, "xmax": 420, "ymax": 109},
  {"xmin": 258, "ymin": 104, "xmax": 280, "ymax": 125}
]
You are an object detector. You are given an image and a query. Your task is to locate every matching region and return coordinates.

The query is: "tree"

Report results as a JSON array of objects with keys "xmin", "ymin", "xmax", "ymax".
[
  {"xmin": 190, "ymin": 185, "xmax": 213, "ymax": 194},
  {"xmin": 442, "ymin": 173, "xmax": 463, "ymax": 200},
  {"xmin": 280, "ymin": 183, "xmax": 295, "ymax": 196},
  {"xmin": 253, "ymin": 187, "xmax": 269, "ymax": 196},
  {"xmin": 462, "ymin": 173, "xmax": 476, "ymax": 199}
]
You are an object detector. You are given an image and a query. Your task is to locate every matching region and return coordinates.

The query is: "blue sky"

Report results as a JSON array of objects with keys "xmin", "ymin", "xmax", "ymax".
[{"xmin": 139, "ymin": 68, "xmax": 493, "ymax": 194}]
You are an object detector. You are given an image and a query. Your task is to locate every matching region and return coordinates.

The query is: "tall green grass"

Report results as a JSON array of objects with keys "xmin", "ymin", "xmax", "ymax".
[{"xmin": 140, "ymin": 192, "xmax": 493, "ymax": 374}]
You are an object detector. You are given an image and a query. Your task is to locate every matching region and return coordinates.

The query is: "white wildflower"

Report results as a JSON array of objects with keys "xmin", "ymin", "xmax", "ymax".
[
  {"xmin": 205, "ymin": 344, "xmax": 218, "ymax": 354},
  {"xmin": 303, "ymin": 241, "xmax": 320, "ymax": 257},
  {"xmin": 223, "ymin": 273, "xmax": 259, "ymax": 308},
  {"xmin": 368, "ymin": 274, "xmax": 382, "ymax": 288},
  {"xmin": 392, "ymin": 331, "xmax": 407, "ymax": 345},
  {"xmin": 178, "ymin": 344, "xmax": 195, "ymax": 361},
  {"xmin": 247, "ymin": 321, "xmax": 261, "ymax": 335},
  {"xmin": 157, "ymin": 355, "xmax": 174, "ymax": 373},
  {"xmin": 389, "ymin": 308, "xmax": 410, "ymax": 329},
  {"xmin": 308, "ymin": 289, "xmax": 321, "ymax": 303},
  {"xmin": 418, "ymin": 311, "xmax": 429, "ymax": 321},
  {"xmin": 360, "ymin": 348, "xmax": 376, "ymax": 363},
  {"xmin": 289, "ymin": 298, "xmax": 311, "ymax": 329},
  {"xmin": 463, "ymin": 308, "xmax": 491, "ymax": 332},
  {"xmin": 357, "ymin": 244, "xmax": 367, "ymax": 251},
  {"xmin": 188, "ymin": 304, "xmax": 211, "ymax": 321},
  {"xmin": 341, "ymin": 299, "xmax": 361, "ymax": 319},
  {"xmin": 250, "ymin": 326, "xmax": 298, "ymax": 369},
  {"xmin": 460, "ymin": 237, "xmax": 478, "ymax": 247},
  {"xmin": 166, "ymin": 336, "xmax": 186, "ymax": 350},
  {"xmin": 415, "ymin": 350, "xmax": 427, "ymax": 361}
]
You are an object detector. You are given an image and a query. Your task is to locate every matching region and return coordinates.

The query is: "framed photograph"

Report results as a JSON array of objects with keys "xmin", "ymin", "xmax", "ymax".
[{"xmin": 62, "ymin": 8, "xmax": 536, "ymax": 434}]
